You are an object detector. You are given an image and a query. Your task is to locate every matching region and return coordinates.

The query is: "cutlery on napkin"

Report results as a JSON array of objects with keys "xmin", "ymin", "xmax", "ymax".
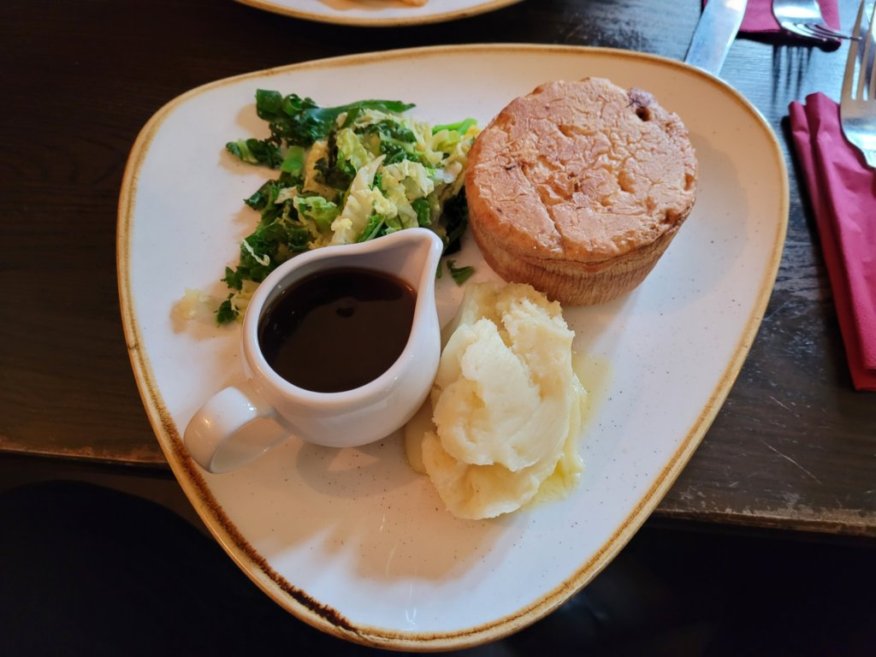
[
  {"xmin": 703, "ymin": 0, "xmax": 840, "ymax": 42},
  {"xmin": 789, "ymin": 92, "xmax": 876, "ymax": 392}
]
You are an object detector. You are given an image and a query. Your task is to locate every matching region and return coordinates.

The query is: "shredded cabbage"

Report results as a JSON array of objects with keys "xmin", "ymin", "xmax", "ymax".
[{"xmin": 214, "ymin": 91, "xmax": 479, "ymax": 324}]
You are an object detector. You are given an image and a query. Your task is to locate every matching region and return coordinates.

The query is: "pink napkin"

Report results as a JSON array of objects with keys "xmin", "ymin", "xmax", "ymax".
[
  {"xmin": 789, "ymin": 93, "xmax": 876, "ymax": 392},
  {"xmin": 703, "ymin": 0, "xmax": 840, "ymax": 42}
]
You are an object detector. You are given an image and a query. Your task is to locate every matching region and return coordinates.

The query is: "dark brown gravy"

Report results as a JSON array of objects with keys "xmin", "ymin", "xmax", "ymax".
[{"xmin": 258, "ymin": 267, "xmax": 416, "ymax": 393}]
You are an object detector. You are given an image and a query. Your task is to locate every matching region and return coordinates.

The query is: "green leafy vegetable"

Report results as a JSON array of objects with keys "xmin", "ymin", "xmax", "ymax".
[
  {"xmin": 225, "ymin": 138, "xmax": 283, "ymax": 168},
  {"xmin": 441, "ymin": 188, "xmax": 469, "ymax": 255},
  {"xmin": 412, "ymin": 197, "xmax": 432, "ymax": 227},
  {"xmin": 215, "ymin": 90, "xmax": 479, "ymax": 324},
  {"xmin": 235, "ymin": 90, "xmax": 417, "ymax": 156},
  {"xmin": 356, "ymin": 214, "xmax": 387, "ymax": 243},
  {"xmin": 280, "ymin": 146, "xmax": 306, "ymax": 175},
  {"xmin": 446, "ymin": 259, "xmax": 475, "ymax": 285},
  {"xmin": 432, "ymin": 117, "xmax": 478, "ymax": 135},
  {"xmin": 216, "ymin": 298, "xmax": 238, "ymax": 324},
  {"xmin": 294, "ymin": 195, "xmax": 339, "ymax": 232}
]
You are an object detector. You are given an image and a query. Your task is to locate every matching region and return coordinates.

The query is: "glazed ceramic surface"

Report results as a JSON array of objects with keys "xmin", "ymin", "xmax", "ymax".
[
  {"xmin": 184, "ymin": 228, "xmax": 443, "ymax": 471},
  {"xmin": 118, "ymin": 45, "xmax": 788, "ymax": 650},
  {"xmin": 235, "ymin": 0, "xmax": 521, "ymax": 26}
]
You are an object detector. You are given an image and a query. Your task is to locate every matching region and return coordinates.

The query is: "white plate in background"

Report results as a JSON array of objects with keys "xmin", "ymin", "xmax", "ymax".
[{"xmin": 236, "ymin": 0, "xmax": 521, "ymax": 26}]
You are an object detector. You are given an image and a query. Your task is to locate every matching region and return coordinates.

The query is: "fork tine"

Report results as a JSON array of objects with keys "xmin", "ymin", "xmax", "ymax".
[
  {"xmin": 806, "ymin": 24, "xmax": 839, "ymax": 38},
  {"xmin": 844, "ymin": 1, "xmax": 866, "ymax": 101},
  {"xmin": 856, "ymin": 2, "xmax": 874, "ymax": 100},
  {"xmin": 865, "ymin": 2, "xmax": 876, "ymax": 99},
  {"xmin": 806, "ymin": 23, "xmax": 853, "ymax": 40},
  {"xmin": 781, "ymin": 22, "xmax": 820, "ymax": 39},
  {"xmin": 841, "ymin": 1, "xmax": 876, "ymax": 167}
]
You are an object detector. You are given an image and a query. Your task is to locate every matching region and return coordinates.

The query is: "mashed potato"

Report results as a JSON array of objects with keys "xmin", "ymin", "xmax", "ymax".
[{"xmin": 404, "ymin": 282, "xmax": 587, "ymax": 519}]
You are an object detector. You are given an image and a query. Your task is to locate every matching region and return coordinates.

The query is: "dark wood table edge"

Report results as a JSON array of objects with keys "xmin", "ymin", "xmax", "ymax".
[{"xmin": 4, "ymin": 449, "xmax": 875, "ymax": 543}]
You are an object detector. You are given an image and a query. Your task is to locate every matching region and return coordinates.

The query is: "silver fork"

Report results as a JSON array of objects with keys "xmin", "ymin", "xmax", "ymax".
[
  {"xmin": 841, "ymin": 0, "xmax": 876, "ymax": 167},
  {"xmin": 773, "ymin": 0, "xmax": 855, "ymax": 41}
]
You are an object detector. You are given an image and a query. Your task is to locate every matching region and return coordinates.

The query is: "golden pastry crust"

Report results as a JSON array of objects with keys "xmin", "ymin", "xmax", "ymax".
[{"xmin": 465, "ymin": 77, "xmax": 697, "ymax": 305}]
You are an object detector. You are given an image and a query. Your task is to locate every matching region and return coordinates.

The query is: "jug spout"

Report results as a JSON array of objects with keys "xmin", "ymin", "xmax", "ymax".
[{"xmin": 344, "ymin": 227, "xmax": 444, "ymax": 292}]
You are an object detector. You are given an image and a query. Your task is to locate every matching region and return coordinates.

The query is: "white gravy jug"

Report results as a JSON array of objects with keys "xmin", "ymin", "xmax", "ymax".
[{"xmin": 184, "ymin": 228, "xmax": 443, "ymax": 473}]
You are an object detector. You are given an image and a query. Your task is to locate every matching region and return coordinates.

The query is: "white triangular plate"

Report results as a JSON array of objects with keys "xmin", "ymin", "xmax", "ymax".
[{"xmin": 118, "ymin": 45, "xmax": 787, "ymax": 650}]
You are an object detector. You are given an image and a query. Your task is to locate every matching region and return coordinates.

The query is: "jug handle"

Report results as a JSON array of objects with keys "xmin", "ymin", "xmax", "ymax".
[{"xmin": 183, "ymin": 380, "xmax": 289, "ymax": 473}]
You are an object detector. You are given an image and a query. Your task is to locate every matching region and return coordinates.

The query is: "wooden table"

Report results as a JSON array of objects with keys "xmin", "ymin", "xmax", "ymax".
[{"xmin": 2, "ymin": 0, "xmax": 874, "ymax": 538}]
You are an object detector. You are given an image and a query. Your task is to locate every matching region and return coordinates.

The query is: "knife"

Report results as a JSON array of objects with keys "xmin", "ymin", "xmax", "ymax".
[{"xmin": 684, "ymin": 0, "xmax": 748, "ymax": 76}]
